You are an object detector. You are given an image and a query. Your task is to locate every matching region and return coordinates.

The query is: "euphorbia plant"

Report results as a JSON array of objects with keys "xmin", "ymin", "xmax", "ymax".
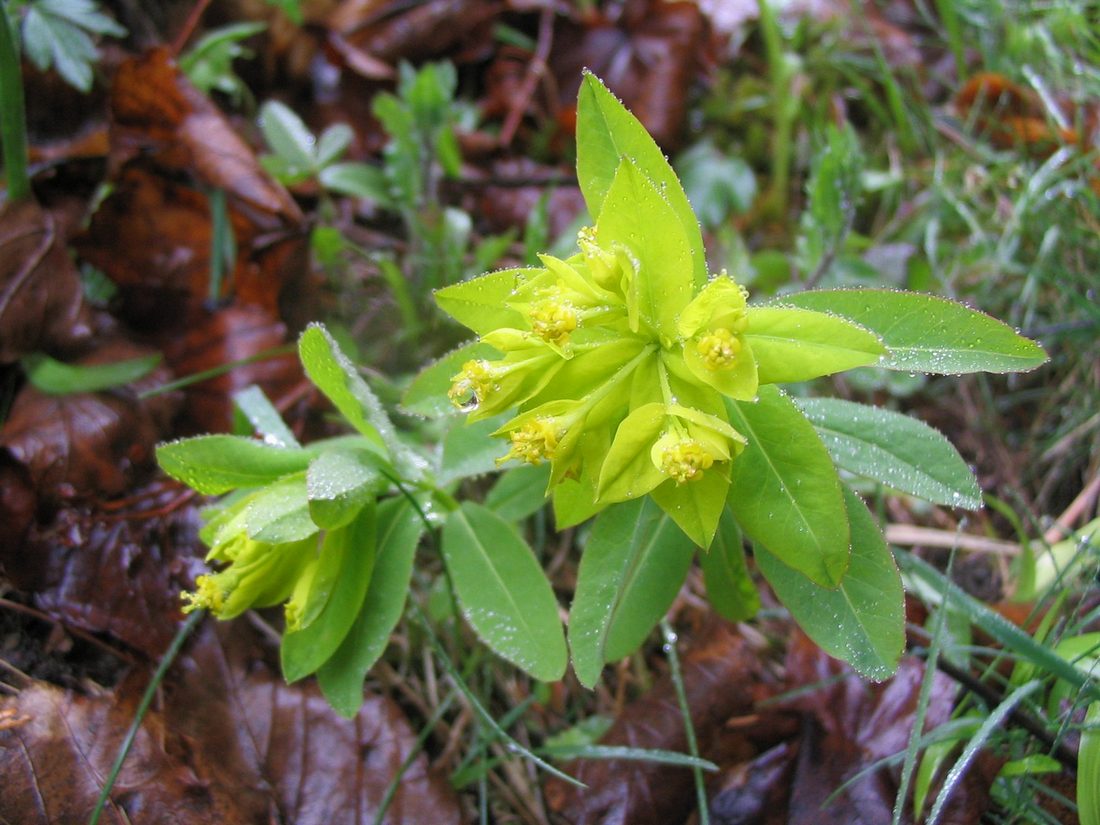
[{"xmin": 159, "ymin": 72, "xmax": 1047, "ymax": 718}]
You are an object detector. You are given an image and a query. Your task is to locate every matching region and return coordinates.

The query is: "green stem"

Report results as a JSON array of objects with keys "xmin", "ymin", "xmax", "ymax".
[
  {"xmin": 0, "ymin": 2, "xmax": 31, "ymax": 202},
  {"xmin": 88, "ymin": 610, "xmax": 205, "ymax": 825},
  {"xmin": 661, "ymin": 619, "xmax": 709, "ymax": 825},
  {"xmin": 757, "ymin": 0, "xmax": 794, "ymax": 221}
]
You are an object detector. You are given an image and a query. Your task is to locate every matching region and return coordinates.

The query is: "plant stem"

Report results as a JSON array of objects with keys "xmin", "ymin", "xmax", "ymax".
[
  {"xmin": 0, "ymin": 2, "xmax": 31, "ymax": 202},
  {"xmin": 88, "ymin": 610, "xmax": 205, "ymax": 825},
  {"xmin": 661, "ymin": 618, "xmax": 710, "ymax": 825}
]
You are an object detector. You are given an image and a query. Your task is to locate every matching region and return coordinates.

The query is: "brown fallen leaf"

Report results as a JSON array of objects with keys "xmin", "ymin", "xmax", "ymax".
[
  {"xmin": 160, "ymin": 302, "xmax": 305, "ymax": 433},
  {"xmin": 0, "ymin": 619, "xmax": 464, "ymax": 824},
  {"xmin": 550, "ymin": 0, "xmax": 707, "ymax": 153},
  {"xmin": 17, "ymin": 482, "xmax": 206, "ymax": 658},
  {"xmin": 0, "ymin": 337, "xmax": 178, "ymax": 504},
  {"xmin": 545, "ymin": 617, "xmax": 772, "ymax": 825},
  {"xmin": 0, "ymin": 198, "xmax": 92, "ymax": 363}
]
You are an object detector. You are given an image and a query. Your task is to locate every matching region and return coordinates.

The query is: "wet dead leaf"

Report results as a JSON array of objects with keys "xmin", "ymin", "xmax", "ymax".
[
  {"xmin": 546, "ymin": 617, "xmax": 769, "ymax": 825},
  {"xmin": 0, "ymin": 337, "xmax": 178, "ymax": 504},
  {"xmin": 0, "ymin": 199, "xmax": 92, "ymax": 363},
  {"xmin": 0, "ymin": 620, "xmax": 464, "ymax": 824}
]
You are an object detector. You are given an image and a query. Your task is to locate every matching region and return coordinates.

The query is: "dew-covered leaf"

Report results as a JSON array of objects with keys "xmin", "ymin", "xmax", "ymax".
[
  {"xmin": 777, "ymin": 289, "xmax": 1048, "ymax": 374},
  {"xmin": 441, "ymin": 502, "xmax": 566, "ymax": 681},
  {"xmin": 569, "ymin": 498, "xmax": 696, "ymax": 687},
  {"xmin": 796, "ymin": 397, "xmax": 981, "ymax": 508},
  {"xmin": 700, "ymin": 508, "xmax": 759, "ymax": 622},
  {"xmin": 756, "ymin": 487, "xmax": 904, "ymax": 680},
  {"xmin": 157, "ymin": 434, "xmax": 312, "ymax": 495}
]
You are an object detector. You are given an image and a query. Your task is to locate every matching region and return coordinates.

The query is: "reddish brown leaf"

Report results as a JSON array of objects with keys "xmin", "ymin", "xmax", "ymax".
[
  {"xmin": 0, "ymin": 620, "xmax": 464, "ymax": 824},
  {"xmin": 708, "ymin": 742, "xmax": 795, "ymax": 825},
  {"xmin": 18, "ymin": 484, "xmax": 205, "ymax": 658},
  {"xmin": 0, "ymin": 337, "xmax": 178, "ymax": 503},
  {"xmin": 550, "ymin": 0, "xmax": 706, "ymax": 152},
  {"xmin": 0, "ymin": 199, "xmax": 92, "ymax": 363},
  {"xmin": 161, "ymin": 303, "xmax": 305, "ymax": 433},
  {"xmin": 545, "ymin": 617, "xmax": 771, "ymax": 825},
  {"xmin": 0, "ymin": 681, "xmax": 255, "ymax": 825}
]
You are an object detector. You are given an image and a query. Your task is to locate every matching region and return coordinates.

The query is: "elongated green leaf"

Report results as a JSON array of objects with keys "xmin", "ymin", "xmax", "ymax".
[
  {"xmin": 317, "ymin": 161, "xmax": 389, "ymax": 201},
  {"xmin": 317, "ymin": 497, "xmax": 424, "ymax": 716},
  {"xmin": 725, "ymin": 386, "xmax": 850, "ymax": 586},
  {"xmin": 596, "ymin": 160, "xmax": 694, "ymax": 337},
  {"xmin": 299, "ymin": 325, "xmax": 411, "ymax": 477},
  {"xmin": 401, "ymin": 340, "xmax": 500, "ymax": 418},
  {"xmin": 756, "ymin": 487, "xmax": 904, "ymax": 680},
  {"xmin": 701, "ymin": 508, "xmax": 759, "ymax": 622},
  {"xmin": 22, "ymin": 351, "xmax": 161, "ymax": 395},
  {"xmin": 232, "ymin": 384, "xmax": 300, "ymax": 447},
  {"xmin": 434, "ymin": 268, "xmax": 534, "ymax": 335},
  {"xmin": 281, "ymin": 503, "xmax": 377, "ymax": 682},
  {"xmin": 899, "ymin": 552, "xmax": 1100, "ymax": 704},
  {"xmin": 744, "ymin": 306, "xmax": 884, "ymax": 383},
  {"xmin": 485, "ymin": 463, "xmax": 551, "ymax": 522},
  {"xmin": 157, "ymin": 435, "xmax": 311, "ymax": 494},
  {"xmin": 441, "ymin": 502, "xmax": 566, "ymax": 681},
  {"xmin": 776, "ymin": 289, "xmax": 1048, "ymax": 374},
  {"xmin": 1080, "ymin": 702, "xmax": 1100, "ymax": 825},
  {"xmin": 796, "ymin": 397, "xmax": 982, "ymax": 508},
  {"xmin": 576, "ymin": 72, "xmax": 706, "ymax": 288},
  {"xmin": 569, "ymin": 498, "xmax": 696, "ymax": 687},
  {"xmin": 306, "ymin": 448, "xmax": 380, "ymax": 529}
]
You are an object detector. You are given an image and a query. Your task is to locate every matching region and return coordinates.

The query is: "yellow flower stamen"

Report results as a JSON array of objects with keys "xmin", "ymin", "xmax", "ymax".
[
  {"xmin": 502, "ymin": 418, "xmax": 561, "ymax": 465},
  {"xmin": 528, "ymin": 297, "xmax": 578, "ymax": 346},
  {"xmin": 448, "ymin": 360, "xmax": 495, "ymax": 408},
  {"xmin": 695, "ymin": 328, "xmax": 742, "ymax": 370},
  {"xmin": 182, "ymin": 575, "xmax": 224, "ymax": 614},
  {"xmin": 658, "ymin": 439, "xmax": 714, "ymax": 483}
]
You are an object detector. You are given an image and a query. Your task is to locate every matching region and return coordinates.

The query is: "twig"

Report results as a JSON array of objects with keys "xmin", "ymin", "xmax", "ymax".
[
  {"xmin": 170, "ymin": 0, "xmax": 214, "ymax": 56},
  {"xmin": 1043, "ymin": 473, "xmax": 1100, "ymax": 544},
  {"xmin": 499, "ymin": 7, "xmax": 555, "ymax": 148},
  {"xmin": 884, "ymin": 524, "xmax": 1020, "ymax": 555},
  {"xmin": 0, "ymin": 598, "xmax": 138, "ymax": 666}
]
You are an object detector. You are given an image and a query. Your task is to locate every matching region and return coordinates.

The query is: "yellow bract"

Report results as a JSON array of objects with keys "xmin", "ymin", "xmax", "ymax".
[{"xmin": 502, "ymin": 418, "xmax": 561, "ymax": 465}]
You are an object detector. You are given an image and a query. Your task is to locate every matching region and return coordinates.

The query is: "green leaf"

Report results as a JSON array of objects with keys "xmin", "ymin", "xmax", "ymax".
[
  {"xmin": 776, "ymin": 289, "xmax": 1048, "ymax": 374},
  {"xmin": 596, "ymin": 160, "xmax": 694, "ymax": 337},
  {"xmin": 756, "ymin": 487, "xmax": 904, "ymax": 680},
  {"xmin": 401, "ymin": 340, "xmax": 500, "ymax": 418},
  {"xmin": 796, "ymin": 397, "xmax": 982, "ymax": 508},
  {"xmin": 437, "ymin": 415, "xmax": 509, "ymax": 486},
  {"xmin": 21, "ymin": 351, "xmax": 161, "ymax": 394},
  {"xmin": 259, "ymin": 99, "xmax": 317, "ymax": 174},
  {"xmin": 318, "ymin": 161, "xmax": 389, "ymax": 201},
  {"xmin": 315, "ymin": 123, "xmax": 353, "ymax": 168},
  {"xmin": 676, "ymin": 139, "xmax": 757, "ymax": 228},
  {"xmin": 485, "ymin": 463, "xmax": 551, "ymax": 522},
  {"xmin": 596, "ymin": 402, "xmax": 667, "ymax": 502},
  {"xmin": 1079, "ymin": 702, "xmax": 1100, "ymax": 825},
  {"xmin": 725, "ymin": 386, "xmax": 850, "ymax": 586},
  {"xmin": 745, "ymin": 306, "xmax": 884, "ymax": 383},
  {"xmin": 156, "ymin": 435, "xmax": 312, "ymax": 494},
  {"xmin": 306, "ymin": 448, "xmax": 380, "ymax": 529},
  {"xmin": 569, "ymin": 498, "xmax": 696, "ymax": 688},
  {"xmin": 650, "ymin": 468, "xmax": 731, "ymax": 548},
  {"xmin": 298, "ymin": 323, "xmax": 390, "ymax": 451},
  {"xmin": 434, "ymin": 268, "xmax": 533, "ymax": 335},
  {"xmin": 441, "ymin": 502, "xmax": 566, "ymax": 681},
  {"xmin": 576, "ymin": 72, "xmax": 706, "ymax": 288},
  {"xmin": 232, "ymin": 384, "xmax": 300, "ymax": 448},
  {"xmin": 701, "ymin": 509, "xmax": 759, "ymax": 622},
  {"xmin": 281, "ymin": 503, "xmax": 377, "ymax": 682},
  {"xmin": 317, "ymin": 497, "xmax": 424, "ymax": 716},
  {"xmin": 240, "ymin": 473, "xmax": 317, "ymax": 543}
]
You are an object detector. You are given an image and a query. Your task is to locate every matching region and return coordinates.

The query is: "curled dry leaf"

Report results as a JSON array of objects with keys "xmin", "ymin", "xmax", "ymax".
[
  {"xmin": 0, "ymin": 337, "xmax": 178, "ymax": 504},
  {"xmin": 0, "ymin": 199, "xmax": 92, "ymax": 363},
  {"xmin": 546, "ymin": 617, "xmax": 771, "ymax": 825}
]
